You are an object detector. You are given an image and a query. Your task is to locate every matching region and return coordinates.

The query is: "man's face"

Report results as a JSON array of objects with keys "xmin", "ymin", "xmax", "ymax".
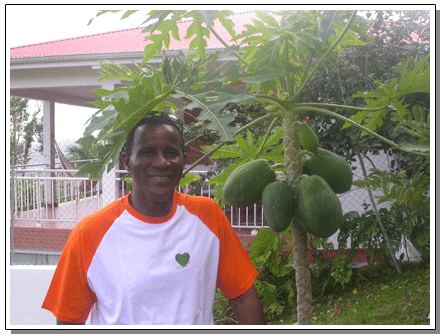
[{"xmin": 123, "ymin": 123, "xmax": 186, "ymax": 204}]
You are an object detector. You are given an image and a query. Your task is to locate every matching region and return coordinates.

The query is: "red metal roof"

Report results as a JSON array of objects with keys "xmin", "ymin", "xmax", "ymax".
[
  {"xmin": 10, "ymin": 12, "xmax": 427, "ymax": 60},
  {"xmin": 10, "ymin": 11, "xmax": 261, "ymax": 59}
]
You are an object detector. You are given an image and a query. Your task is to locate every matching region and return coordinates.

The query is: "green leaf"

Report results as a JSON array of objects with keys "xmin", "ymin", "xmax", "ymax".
[
  {"xmin": 216, "ymin": 12, "xmax": 236, "ymax": 40},
  {"xmin": 249, "ymin": 228, "xmax": 278, "ymax": 260},
  {"xmin": 234, "ymin": 133, "xmax": 251, "ymax": 152},
  {"xmin": 121, "ymin": 10, "xmax": 138, "ymax": 20},
  {"xmin": 360, "ymin": 109, "xmax": 387, "ymax": 136},
  {"xmin": 256, "ymin": 281, "xmax": 278, "ymax": 305},
  {"xmin": 240, "ymin": 67, "xmax": 289, "ymax": 84},
  {"xmin": 185, "ymin": 13, "xmax": 210, "ymax": 59},
  {"xmin": 179, "ymin": 174, "xmax": 201, "ymax": 187},
  {"xmin": 340, "ymin": 110, "xmax": 369, "ymax": 130},
  {"xmin": 397, "ymin": 142, "xmax": 430, "ymax": 156},
  {"xmin": 91, "ymin": 88, "xmax": 115, "ymax": 97},
  {"xmin": 201, "ymin": 143, "xmax": 243, "ymax": 159},
  {"xmin": 83, "ymin": 109, "xmax": 118, "ymax": 138},
  {"xmin": 255, "ymin": 10, "xmax": 280, "ymax": 28},
  {"xmin": 76, "ymin": 160, "xmax": 103, "ymax": 178},
  {"xmin": 162, "ymin": 55, "xmax": 174, "ymax": 86},
  {"xmin": 142, "ymin": 36, "xmax": 164, "ymax": 64},
  {"xmin": 174, "ymin": 87, "xmax": 258, "ymax": 142}
]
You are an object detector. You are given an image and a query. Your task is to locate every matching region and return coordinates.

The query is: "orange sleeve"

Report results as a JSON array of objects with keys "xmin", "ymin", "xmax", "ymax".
[
  {"xmin": 41, "ymin": 225, "xmax": 97, "ymax": 323},
  {"xmin": 42, "ymin": 198, "xmax": 126, "ymax": 323},
  {"xmin": 213, "ymin": 204, "xmax": 259, "ymax": 300}
]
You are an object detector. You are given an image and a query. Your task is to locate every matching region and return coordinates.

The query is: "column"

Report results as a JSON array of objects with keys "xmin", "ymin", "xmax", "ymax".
[
  {"xmin": 43, "ymin": 100, "xmax": 55, "ymax": 206},
  {"xmin": 101, "ymin": 82, "xmax": 119, "ymax": 206}
]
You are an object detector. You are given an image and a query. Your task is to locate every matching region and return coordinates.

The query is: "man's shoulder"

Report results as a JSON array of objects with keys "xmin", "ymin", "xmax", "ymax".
[
  {"xmin": 74, "ymin": 197, "xmax": 127, "ymax": 232},
  {"xmin": 176, "ymin": 192, "xmax": 220, "ymax": 209},
  {"xmin": 175, "ymin": 192, "xmax": 228, "ymax": 230}
]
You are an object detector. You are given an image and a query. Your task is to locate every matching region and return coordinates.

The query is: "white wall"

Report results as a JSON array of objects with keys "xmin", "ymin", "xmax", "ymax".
[{"xmin": 9, "ymin": 266, "xmax": 90, "ymax": 326}]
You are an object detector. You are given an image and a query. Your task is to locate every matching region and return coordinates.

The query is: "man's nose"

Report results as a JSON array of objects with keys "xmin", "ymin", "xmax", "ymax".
[{"xmin": 153, "ymin": 152, "xmax": 170, "ymax": 168}]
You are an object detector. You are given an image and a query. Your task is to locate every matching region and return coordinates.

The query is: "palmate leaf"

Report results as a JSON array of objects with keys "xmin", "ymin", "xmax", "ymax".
[
  {"xmin": 83, "ymin": 108, "xmax": 118, "ymax": 138},
  {"xmin": 174, "ymin": 87, "xmax": 258, "ymax": 142},
  {"xmin": 84, "ymin": 109, "xmax": 172, "ymax": 181},
  {"xmin": 78, "ymin": 59, "xmax": 177, "ymax": 180},
  {"xmin": 141, "ymin": 10, "xmax": 236, "ymax": 64},
  {"xmin": 343, "ymin": 55, "xmax": 430, "ymax": 140},
  {"xmin": 140, "ymin": 11, "xmax": 185, "ymax": 63},
  {"xmin": 77, "ymin": 128, "xmax": 126, "ymax": 180},
  {"xmin": 184, "ymin": 11, "xmax": 211, "ymax": 59},
  {"xmin": 203, "ymin": 143, "xmax": 243, "ymax": 159}
]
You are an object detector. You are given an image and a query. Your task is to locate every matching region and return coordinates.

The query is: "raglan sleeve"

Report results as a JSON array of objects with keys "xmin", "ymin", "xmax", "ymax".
[
  {"xmin": 214, "ymin": 204, "xmax": 259, "ymax": 300},
  {"xmin": 41, "ymin": 224, "xmax": 97, "ymax": 324}
]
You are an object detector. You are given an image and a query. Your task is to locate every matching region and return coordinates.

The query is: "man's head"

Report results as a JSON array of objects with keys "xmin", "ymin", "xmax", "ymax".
[
  {"xmin": 124, "ymin": 112, "xmax": 185, "ymax": 158},
  {"xmin": 120, "ymin": 112, "xmax": 186, "ymax": 213}
]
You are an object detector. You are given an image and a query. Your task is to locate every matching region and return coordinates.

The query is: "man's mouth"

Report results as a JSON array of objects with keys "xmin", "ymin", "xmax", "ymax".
[{"xmin": 147, "ymin": 174, "xmax": 174, "ymax": 183}]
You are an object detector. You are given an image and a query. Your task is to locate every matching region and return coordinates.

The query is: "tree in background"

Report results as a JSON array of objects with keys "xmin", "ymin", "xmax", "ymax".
[{"xmin": 10, "ymin": 97, "xmax": 43, "ymax": 165}]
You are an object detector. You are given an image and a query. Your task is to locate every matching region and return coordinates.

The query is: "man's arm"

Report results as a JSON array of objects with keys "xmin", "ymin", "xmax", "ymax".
[
  {"xmin": 57, "ymin": 319, "xmax": 85, "ymax": 325},
  {"xmin": 229, "ymin": 285, "xmax": 267, "ymax": 325}
]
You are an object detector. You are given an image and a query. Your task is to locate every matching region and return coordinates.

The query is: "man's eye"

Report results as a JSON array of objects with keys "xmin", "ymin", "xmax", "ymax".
[
  {"xmin": 165, "ymin": 149, "xmax": 180, "ymax": 157},
  {"xmin": 140, "ymin": 149, "xmax": 155, "ymax": 156}
]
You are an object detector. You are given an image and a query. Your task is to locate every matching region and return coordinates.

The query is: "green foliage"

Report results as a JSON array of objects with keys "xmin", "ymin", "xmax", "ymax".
[
  {"xmin": 212, "ymin": 289, "xmax": 237, "ymax": 325},
  {"xmin": 338, "ymin": 206, "xmax": 405, "ymax": 266},
  {"xmin": 10, "ymin": 97, "xmax": 43, "ymax": 165},
  {"xmin": 352, "ymin": 168, "xmax": 430, "ymax": 259},
  {"xmin": 139, "ymin": 10, "xmax": 235, "ymax": 62},
  {"xmin": 77, "ymin": 61, "xmax": 174, "ymax": 180},
  {"xmin": 201, "ymin": 126, "xmax": 284, "ymax": 205},
  {"xmin": 343, "ymin": 54, "xmax": 430, "ymax": 157},
  {"xmin": 178, "ymin": 174, "xmax": 201, "ymax": 188},
  {"xmin": 78, "ymin": 32, "xmax": 289, "ymax": 180},
  {"xmin": 248, "ymin": 228, "xmax": 295, "ymax": 320},
  {"xmin": 83, "ymin": 9, "xmax": 431, "ymax": 185},
  {"xmin": 310, "ymin": 250, "xmax": 353, "ymax": 296}
]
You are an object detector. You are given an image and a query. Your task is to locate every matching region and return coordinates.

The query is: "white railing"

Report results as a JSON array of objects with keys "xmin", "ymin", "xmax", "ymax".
[
  {"xmin": 11, "ymin": 168, "xmax": 102, "ymax": 226},
  {"xmin": 11, "ymin": 167, "xmax": 266, "ymax": 229}
]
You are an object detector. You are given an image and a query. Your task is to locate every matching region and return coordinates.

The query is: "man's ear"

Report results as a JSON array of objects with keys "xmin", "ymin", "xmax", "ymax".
[{"xmin": 120, "ymin": 151, "xmax": 132, "ymax": 174}]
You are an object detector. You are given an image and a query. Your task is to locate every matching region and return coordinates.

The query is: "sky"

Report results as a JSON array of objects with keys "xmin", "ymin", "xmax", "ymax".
[{"xmin": 7, "ymin": 5, "xmax": 149, "ymax": 145}]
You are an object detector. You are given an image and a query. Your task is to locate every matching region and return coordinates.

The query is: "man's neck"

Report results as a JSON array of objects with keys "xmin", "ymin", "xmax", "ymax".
[{"xmin": 128, "ymin": 192, "xmax": 174, "ymax": 218}]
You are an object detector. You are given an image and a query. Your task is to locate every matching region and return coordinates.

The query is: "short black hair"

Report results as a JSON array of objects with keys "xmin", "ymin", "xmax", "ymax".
[{"xmin": 123, "ymin": 114, "xmax": 185, "ymax": 158}]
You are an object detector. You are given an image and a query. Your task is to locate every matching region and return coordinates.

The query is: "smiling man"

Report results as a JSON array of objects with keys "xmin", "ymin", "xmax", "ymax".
[{"xmin": 42, "ymin": 111, "xmax": 266, "ymax": 326}]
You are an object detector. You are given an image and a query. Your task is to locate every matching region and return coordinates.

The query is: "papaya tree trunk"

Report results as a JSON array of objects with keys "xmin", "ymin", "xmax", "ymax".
[{"xmin": 283, "ymin": 113, "xmax": 312, "ymax": 325}]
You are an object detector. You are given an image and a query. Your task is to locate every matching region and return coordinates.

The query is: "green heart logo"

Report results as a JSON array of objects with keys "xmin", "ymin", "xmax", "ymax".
[{"xmin": 175, "ymin": 252, "xmax": 190, "ymax": 267}]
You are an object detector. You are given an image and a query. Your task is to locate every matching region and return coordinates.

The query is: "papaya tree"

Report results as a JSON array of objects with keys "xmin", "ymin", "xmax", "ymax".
[{"xmin": 82, "ymin": 9, "xmax": 430, "ymax": 324}]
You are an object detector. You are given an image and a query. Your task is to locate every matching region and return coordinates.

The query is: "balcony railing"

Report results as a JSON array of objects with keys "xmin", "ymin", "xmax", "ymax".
[{"xmin": 10, "ymin": 167, "xmax": 266, "ymax": 230}]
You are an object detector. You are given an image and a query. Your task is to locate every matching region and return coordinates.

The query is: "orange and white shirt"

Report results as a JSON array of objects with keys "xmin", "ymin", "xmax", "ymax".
[{"xmin": 42, "ymin": 192, "xmax": 258, "ymax": 325}]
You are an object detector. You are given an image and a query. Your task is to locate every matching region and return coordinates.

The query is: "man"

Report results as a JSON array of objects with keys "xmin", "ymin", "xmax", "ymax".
[{"xmin": 42, "ymin": 111, "xmax": 266, "ymax": 325}]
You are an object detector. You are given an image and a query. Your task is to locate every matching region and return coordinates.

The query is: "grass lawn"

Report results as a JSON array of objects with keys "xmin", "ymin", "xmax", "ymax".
[{"xmin": 214, "ymin": 260, "xmax": 431, "ymax": 326}]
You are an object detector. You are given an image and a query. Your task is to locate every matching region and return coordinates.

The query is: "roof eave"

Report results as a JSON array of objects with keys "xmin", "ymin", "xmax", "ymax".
[
  {"xmin": 11, "ymin": 51, "xmax": 151, "ymax": 70},
  {"xmin": 10, "ymin": 47, "xmax": 236, "ymax": 70}
]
